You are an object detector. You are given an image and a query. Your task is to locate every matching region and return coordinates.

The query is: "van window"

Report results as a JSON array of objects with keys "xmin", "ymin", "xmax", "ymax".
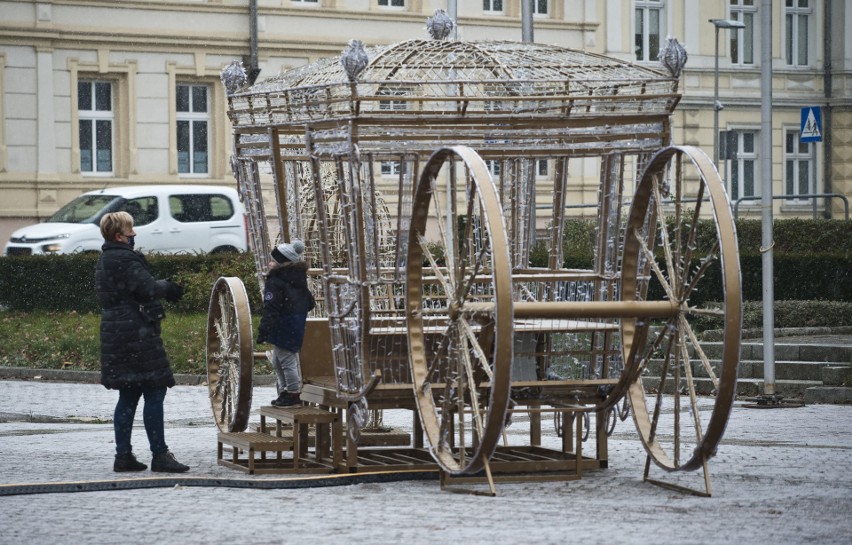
[
  {"xmin": 119, "ymin": 197, "xmax": 158, "ymax": 227},
  {"xmin": 169, "ymin": 194, "xmax": 234, "ymax": 223},
  {"xmin": 46, "ymin": 195, "xmax": 117, "ymax": 224}
]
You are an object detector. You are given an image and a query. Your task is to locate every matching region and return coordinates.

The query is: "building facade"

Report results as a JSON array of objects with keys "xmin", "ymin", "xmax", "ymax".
[{"xmin": 0, "ymin": 0, "xmax": 849, "ymax": 244}]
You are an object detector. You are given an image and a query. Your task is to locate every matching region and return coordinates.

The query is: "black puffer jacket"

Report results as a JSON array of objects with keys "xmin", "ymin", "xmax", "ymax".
[
  {"xmin": 95, "ymin": 241, "xmax": 175, "ymax": 390},
  {"xmin": 257, "ymin": 261, "xmax": 315, "ymax": 352}
]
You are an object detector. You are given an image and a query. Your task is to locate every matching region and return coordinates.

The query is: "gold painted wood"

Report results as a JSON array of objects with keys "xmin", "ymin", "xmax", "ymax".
[
  {"xmin": 622, "ymin": 145, "xmax": 742, "ymax": 473},
  {"xmin": 407, "ymin": 146, "xmax": 513, "ymax": 476},
  {"xmin": 206, "ymin": 277, "xmax": 254, "ymax": 432}
]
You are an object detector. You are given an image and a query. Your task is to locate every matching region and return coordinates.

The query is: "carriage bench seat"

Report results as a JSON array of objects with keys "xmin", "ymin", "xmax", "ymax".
[
  {"xmin": 260, "ymin": 406, "xmax": 342, "ymax": 471},
  {"xmin": 216, "ymin": 431, "xmax": 293, "ymax": 474}
]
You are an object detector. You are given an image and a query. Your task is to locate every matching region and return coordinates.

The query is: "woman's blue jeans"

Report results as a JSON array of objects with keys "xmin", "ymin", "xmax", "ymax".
[{"xmin": 114, "ymin": 387, "xmax": 168, "ymax": 456}]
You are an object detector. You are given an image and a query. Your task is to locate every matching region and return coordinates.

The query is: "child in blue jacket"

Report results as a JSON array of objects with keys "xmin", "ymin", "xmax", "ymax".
[{"xmin": 257, "ymin": 239, "xmax": 315, "ymax": 406}]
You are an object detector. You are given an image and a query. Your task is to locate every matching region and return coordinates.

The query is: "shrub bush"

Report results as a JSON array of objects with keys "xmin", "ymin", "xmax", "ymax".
[
  {"xmin": 692, "ymin": 300, "xmax": 852, "ymax": 332},
  {"xmin": 546, "ymin": 218, "xmax": 851, "ymax": 303},
  {"xmin": 0, "ymin": 252, "xmax": 261, "ymax": 313}
]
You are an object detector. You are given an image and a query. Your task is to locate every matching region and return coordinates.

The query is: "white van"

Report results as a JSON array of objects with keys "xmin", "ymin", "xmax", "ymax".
[{"xmin": 4, "ymin": 185, "xmax": 248, "ymax": 255}]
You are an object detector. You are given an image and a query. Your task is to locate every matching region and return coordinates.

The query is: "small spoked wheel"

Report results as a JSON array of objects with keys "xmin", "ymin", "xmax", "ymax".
[
  {"xmin": 621, "ymin": 145, "xmax": 742, "ymax": 472},
  {"xmin": 207, "ymin": 276, "xmax": 254, "ymax": 432},
  {"xmin": 407, "ymin": 146, "xmax": 513, "ymax": 475}
]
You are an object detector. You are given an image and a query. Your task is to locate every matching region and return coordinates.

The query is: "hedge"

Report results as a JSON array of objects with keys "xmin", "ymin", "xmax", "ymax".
[
  {"xmin": 1, "ymin": 218, "xmax": 850, "ymax": 312},
  {"xmin": 0, "ymin": 252, "xmax": 261, "ymax": 313}
]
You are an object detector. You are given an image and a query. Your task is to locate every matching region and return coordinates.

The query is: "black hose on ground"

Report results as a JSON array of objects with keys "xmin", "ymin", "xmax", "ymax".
[{"xmin": 0, "ymin": 469, "xmax": 439, "ymax": 497}]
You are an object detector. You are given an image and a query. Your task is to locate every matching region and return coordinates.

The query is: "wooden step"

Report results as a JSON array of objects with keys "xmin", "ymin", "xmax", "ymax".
[
  {"xmin": 259, "ymin": 405, "xmax": 343, "ymax": 471},
  {"xmin": 217, "ymin": 431, "xmax": 293, "ymax": 475},
  {"xmin": 260, "ymin": 405, "xmax": 339, "ymax": 424}
]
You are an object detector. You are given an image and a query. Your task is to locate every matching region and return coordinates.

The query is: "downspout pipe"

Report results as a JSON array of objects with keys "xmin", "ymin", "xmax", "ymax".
[
  {"xmin": 247, "ymin": 0, "xmax": 261, "ymax": 85},
  {"xmin": 448, "ymin": 0, "xmax": 458, "ymax": 41},
  {"xmin": 522, "ymin": 0, "xmax": 534, "ymax": 43}
]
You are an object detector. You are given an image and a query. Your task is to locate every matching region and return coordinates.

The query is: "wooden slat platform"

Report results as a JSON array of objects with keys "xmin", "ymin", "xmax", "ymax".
[{"xmin": 251, "ymin": 423, "xmax": 411, "ymax": 447}]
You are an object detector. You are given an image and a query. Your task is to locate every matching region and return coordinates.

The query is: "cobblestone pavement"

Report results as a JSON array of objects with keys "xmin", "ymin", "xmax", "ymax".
[{"xmin": 0, "ymin": 379, "xmax": 850, "ymax": 545}]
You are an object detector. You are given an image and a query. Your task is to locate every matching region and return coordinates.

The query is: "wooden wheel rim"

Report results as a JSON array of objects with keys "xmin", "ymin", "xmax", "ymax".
[
  {"xmin": 206, "ymin": 276, "xmax": 254, "ymax": 432},
  {"xmin": 407, "ymin": 145, "xmax": 514, "ymax": 475},
  {"xmin": 622, "ymin": 145, "xmax": 742, "ymax": 472}
]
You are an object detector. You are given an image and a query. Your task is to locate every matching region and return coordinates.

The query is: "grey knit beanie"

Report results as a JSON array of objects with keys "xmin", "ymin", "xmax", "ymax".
[{"xmin": 271, "ymin": 239, "xmax": 305, "ymax": 263}]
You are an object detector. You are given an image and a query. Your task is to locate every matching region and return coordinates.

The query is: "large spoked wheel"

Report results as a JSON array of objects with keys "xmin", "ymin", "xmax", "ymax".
[
  {"xmin": 621, "ymin": 145, "xmax": 742, "ymax": 472},
  {"xmin": 407, "ymin": 146, "xmax": 513, "ymax": 475},
  {"xmin": 207, "ymin": 276, "xmax": 254, "ymax": 432}
]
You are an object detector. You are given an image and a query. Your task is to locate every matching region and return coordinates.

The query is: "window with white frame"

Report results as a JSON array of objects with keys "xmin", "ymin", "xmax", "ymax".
[
  {"xmin": 729, "ymin": 0, "xmax": 757, "ymax": 65},
  {"xmin": 784, "ymin": 129, "xmax": 814, "ymax": 201},
  {"xmin": 536, "ymin": 159, "xmax": 549, "ymax": 178},
  {"xmin": 377, "ymin": 86, "xmax": 407, "ymax": 175},
  {"xmin": 486, "ymin": 160, "xmax": 502, "ymax": 176},
  {"xmin": 176, "ymin": 84, "xmax": 209, "ymax": 175},
  {"xmin": 292, "ymin": 0, "xmax": 318, "ymax": 3},
  {"xmin": 381, "ymin": 160, "xmax": 405, "ymax": 176},
  {"xmin": 484, "ymin": 0, "xmax": 503, "ymax": 14},
  {"xmin": 533, "ymin": 0, "xmax": 549, "ymax": 15},
  {"xmin": 78, "ymin": 80, "xmax": 114, "ymax": 174},
  {"xmin": 726, "ymin": 130, "xmax": 759, "ymax": 200},
  {"xmin": 634, "ymin": 0, "xmax": 664, "ymax": 62},
  {"xmin": 378, "ymin": 85, "xmax": 408, "ymax": 112},
  {"xmin": 378, "ymin": 0, "xmax": 404, "ymax": 7},
  {"xmin": 785, "ymin": 0, "xmax": 811, "ymax": 66}
]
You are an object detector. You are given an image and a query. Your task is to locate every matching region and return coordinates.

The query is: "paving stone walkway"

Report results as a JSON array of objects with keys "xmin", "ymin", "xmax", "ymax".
[{"xmin": 0, "ymin": 379, "xmax": 850, "ymax": 544}]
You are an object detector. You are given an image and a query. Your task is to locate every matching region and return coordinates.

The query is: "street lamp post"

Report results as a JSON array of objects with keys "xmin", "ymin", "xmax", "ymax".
[{"xmin": 710, "ymin": 18, "xmax": 746, "ymax": 170}]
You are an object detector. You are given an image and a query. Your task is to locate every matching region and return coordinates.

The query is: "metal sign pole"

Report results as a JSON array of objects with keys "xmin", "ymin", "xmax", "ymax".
[{"xmin": 760, "ymin": 0, "xmax": 776, "ymax": 397}]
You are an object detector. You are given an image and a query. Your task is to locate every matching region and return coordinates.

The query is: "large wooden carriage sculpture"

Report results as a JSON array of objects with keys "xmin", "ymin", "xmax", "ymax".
[{"xmin": 208, "ymin": 27, "xmax": 741, "ymax": 495}]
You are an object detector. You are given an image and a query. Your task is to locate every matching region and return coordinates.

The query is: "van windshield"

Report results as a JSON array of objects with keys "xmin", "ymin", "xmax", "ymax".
[{"xmin": 46, "ymin": 195, "xmax": 120, "ymax": 224}]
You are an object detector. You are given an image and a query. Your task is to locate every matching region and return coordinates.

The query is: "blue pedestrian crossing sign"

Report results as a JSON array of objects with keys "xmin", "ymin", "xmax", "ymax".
[{"xmin": 800, "ymin": 106, "xmax": 822, "ymax": 142}]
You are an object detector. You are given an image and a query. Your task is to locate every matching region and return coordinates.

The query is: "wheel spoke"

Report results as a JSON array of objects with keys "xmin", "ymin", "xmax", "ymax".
[
  {"xmin": 677, "ymin": 182, "xmax": 706, "ymax": 293},
  {"xmin": 633, "ymin": 226, "xmax": 677, "ymax": 302},
  {"xmin": 680, "ymin": 315, "xmax": 720, "ymax": 390},
  {"xmin": 680, "ymin": 241, "xmax": 720, "ymax": 303},
  {"xmin": 417, "ymin": 233, "xmax": 454, "ymax": 297},
  {"xmin": 673, "ymin": 327, "xmax": 682, "ymax": 465},
  {"xmin": 648, "ymin": 327, "xmax": 676, "ymax": 444},
  {"xmin": 458, "ymin": 326, "xmax": 486, "ymax": 444},
  {"xmin": 459, "ymin": 317, "xmax": 494, "ymax": 381},
  {"xmin": 653, "ymin": 176, "xmax": 679, "ymax": 297},
  {"xmin": 430, "ymin": 173, "xmax": 456, "ymax": 289},
  {"xmin": 678, "ymin": 330, "xmax": 704, "ymax": 444},
  {"xmin": 457, "ymin": 243, "xmax": 490, "ymax": 309}
]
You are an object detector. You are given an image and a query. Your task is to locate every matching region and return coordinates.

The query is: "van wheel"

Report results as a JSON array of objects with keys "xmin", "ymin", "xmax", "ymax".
[{"xmin": 210, "ymin": 246, "xmax": 239, "ymax": 254}]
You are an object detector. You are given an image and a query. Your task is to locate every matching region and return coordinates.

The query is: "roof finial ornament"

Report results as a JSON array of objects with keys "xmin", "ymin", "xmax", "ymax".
[
  {"xmin": 220, "ymin": 60, "xmax": 247, "ymax": 95},
  {"xmin": 427, "ymin": 8, "xmax": 454, "ymax": 41},
  {"xmin": 658, "ymin": 36, "xmax": 688, "ymax": 79},
  {"xmin": 340, "ymin": 39, "xmax": 369, "ymax": 82}
]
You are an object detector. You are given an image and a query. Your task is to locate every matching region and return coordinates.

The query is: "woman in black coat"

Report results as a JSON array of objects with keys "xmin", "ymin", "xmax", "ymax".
[{"xmin": 95, "ymin": 211, "xmax": 189, "ymax": 473}]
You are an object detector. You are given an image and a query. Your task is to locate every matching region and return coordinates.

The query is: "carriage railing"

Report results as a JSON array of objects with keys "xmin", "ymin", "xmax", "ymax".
[{"xmin": 227, "ymin": 77, "xmax": 678, "ymax": 128}]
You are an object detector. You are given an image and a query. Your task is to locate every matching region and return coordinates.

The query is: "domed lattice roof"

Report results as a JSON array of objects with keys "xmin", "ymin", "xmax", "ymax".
[
  {"xmin": 227, "ymin": 39, "xmax": 681, "ymax": 158},
  {"xmin": 252, "ymin": 39, "xmax": 671, "ymax": 92}
]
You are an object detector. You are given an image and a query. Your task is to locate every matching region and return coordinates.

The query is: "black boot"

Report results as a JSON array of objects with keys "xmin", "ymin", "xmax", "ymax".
[
  {"xmin": 114, "ymin": 452, "xmax": 147, "ymax": 472},
  {"xmin": 271, "ymin": 392, "xmax": 301, "ymax": 407},
  {"xmin": 151, "ymin": 450, "xmax": 190, "ymax": 473}
]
